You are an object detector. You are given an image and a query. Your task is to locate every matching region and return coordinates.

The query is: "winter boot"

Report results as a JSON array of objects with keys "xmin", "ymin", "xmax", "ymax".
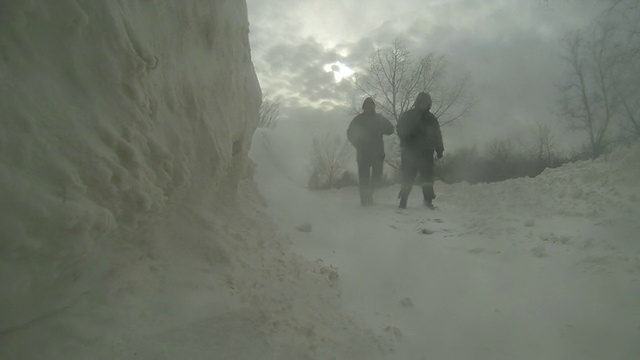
[
  {"xmin": 423, "ymin": 198, "xmax": 435, "ymax": 210},
  {"xmin": 422, "ymin": 185, "xmax": 435, "ymax": 209},
  {"xmin": 366, "ymin": 191, "xmax": 374, "ymax": 206},
  {"xmin": 360, "ymin": 189, "xmax": 373, "ymax": 206},
  {"xmin": 360, "ymin": 190, "xmax": 368, "ymax": 206},
  {"xmin": 398, "ymin": 188, "xmax": 409, "ymax": 209},
  {"xmin": 399, "ymin": 196, "xmax": 408, "ymax": 209}
]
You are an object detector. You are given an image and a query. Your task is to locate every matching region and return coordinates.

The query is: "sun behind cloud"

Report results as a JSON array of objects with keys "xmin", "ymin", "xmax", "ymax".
[{"xmin": 323, "ymin": 61, "xmax": 354, "ymax": 82}]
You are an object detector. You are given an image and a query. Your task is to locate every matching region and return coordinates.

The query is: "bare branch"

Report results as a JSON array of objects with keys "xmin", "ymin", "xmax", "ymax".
[
  {"xmin": 258, "ymin": 92, "xmax": 280, "ymax": 129},
  {"xmin": 354, "ymin": 37, "xmax": 474, "ymax": 128},
  {"xmin": 309, "ymin": 134, "xmax": 352, "ymax": 189},
  {"xmin": 557, "ymin": 9, "xmax": 640, "ymax": 157}
]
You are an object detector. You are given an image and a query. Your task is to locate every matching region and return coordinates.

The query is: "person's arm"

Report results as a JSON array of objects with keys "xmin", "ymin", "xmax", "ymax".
[
  {"xmin": 378, "ymin": 115, "xmax": 395, "ymax": 135},
  {"xmin": 434, "ymin": 116, "xmax": 444, "ymax": 158},
  {"xmin": 347, "ymin": 117, "xmax": 361, "ymax": 148}
]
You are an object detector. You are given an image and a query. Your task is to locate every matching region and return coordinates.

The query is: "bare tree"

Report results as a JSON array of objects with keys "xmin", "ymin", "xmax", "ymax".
[
  {"xmin": 355, "ymin": 38, "xmax": 474, "ymax": 127},
  {"xmin": 258, "ymin": 92, "xmax": 280, "ymax": 129},
  {"xmin": 535, "ymin": 122, "xmax": 557, "ymax": 165},
  {"xmin": 486, "ymin": 139, "xmax": 515, "ymax": 165},
  {"xmin": 528, "ymin": 122, "xmax": 559, "ymax": 170},
  {"xmin": 553, "ymin": 0, "xmax": 640, "ymax": 148},
  {"xmin": 614, "ymin": 57, "xmax": 640, "ymax": 139},
  {"xmin": 559, "ymin": 20, "xmax": 626, "ymax": 158},
  {"xmin": 608, "ymin": 0, "xmax": 640, "ymax": 17},
  {"xmin": 354, "ymin": 38, "xmax": 474, "ymax": 170},
  {"xmin": 309, "ymin": 134, "xmax": 352, "ymax": 189},
  {"xmin": 484, "ymin": 139, "xmax": 521, "ymax": 182},
  {"xmin": 609, "ymin": 1, "xmax": 640, "ymax": 139}
]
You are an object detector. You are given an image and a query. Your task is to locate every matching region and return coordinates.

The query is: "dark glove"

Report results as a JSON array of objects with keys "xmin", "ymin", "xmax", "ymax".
[{"xmin": 437, "ymin": 151, "xmax": 443, "ymax": 159}]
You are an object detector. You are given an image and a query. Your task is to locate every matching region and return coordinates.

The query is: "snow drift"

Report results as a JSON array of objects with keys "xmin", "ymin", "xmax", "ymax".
[
  {"xmin": 252, "ymin": 125, "xmax": 640, "ymax": 359},
  {"xmin": 0, "ymin": 1, "xmax": 383, "ymax": 358},
  {"xmin": 0, "ymin": 0, "xmax": 259, "ymax": 331}
]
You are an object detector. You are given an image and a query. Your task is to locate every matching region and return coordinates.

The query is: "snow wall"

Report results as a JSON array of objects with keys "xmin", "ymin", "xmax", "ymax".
[{"xmin": 0, "ymin": 0, "xmax": 259, "ymax": 332}]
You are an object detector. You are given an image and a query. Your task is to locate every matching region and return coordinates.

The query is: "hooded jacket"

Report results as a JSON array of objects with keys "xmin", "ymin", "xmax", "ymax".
[
  {"xmin": 347, "ymin": 112, "xmax": 394, "ymax": 162},
  {"xmin": 396, "ymin": 108, "xmax": 444, "ymax": 156}
]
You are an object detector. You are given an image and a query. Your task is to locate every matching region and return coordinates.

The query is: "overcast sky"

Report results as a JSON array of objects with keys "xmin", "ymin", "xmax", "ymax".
[{"xmin": 245, "ymin": 0, "xmax": 607, "ymax": 151}]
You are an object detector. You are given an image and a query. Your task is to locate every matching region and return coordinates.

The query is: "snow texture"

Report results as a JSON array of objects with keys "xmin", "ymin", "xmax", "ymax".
[
  {"xmin": 0, "ymin": 1, "xmax": 384, "ymax": 359},
  {"xmin": 0, "ymin": 0, "xmax": 258, "ymax": 328},
  {"xmin": 252, "ymin": 125, "xmax": 640, "ymax": 359},
  {"xmin": 2, "ymin": 0, "xmax": 639, "ymax": 359}
]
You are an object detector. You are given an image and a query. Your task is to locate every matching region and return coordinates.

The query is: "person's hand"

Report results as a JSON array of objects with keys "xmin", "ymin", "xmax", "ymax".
[{"xmin": 437, "ymin": 152, "xmax": 443, "ymax": 159}]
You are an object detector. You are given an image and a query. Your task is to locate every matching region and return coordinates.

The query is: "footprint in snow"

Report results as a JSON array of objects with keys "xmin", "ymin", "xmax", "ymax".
[{"xmin": 530, "ymin": 245, "xmax": 547, "ymax": 258}]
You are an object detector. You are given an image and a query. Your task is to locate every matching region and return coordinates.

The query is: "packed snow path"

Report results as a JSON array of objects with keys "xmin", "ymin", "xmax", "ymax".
[{"xmin": 251, "ymin": 132, "xmax": 640, "ymax": 360}]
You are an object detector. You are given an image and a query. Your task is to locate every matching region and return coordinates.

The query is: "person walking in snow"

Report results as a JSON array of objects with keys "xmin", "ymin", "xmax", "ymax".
[
  {"xmin": 396, "ymin": 92, "xmax": 444, "ymax": 209},
  {"xmin": 347, "ymin": 97, "xmax": 394, "ymax": 206}
]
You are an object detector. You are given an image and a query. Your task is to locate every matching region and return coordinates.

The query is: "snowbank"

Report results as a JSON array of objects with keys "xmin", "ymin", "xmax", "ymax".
[
  {"xmin": 0, "ymin": 0, "xmax": 258, "ymax": 331},
  {"xmin": 0, "ymin": 1, "xmax": 383, "ymax": 358},
  {"xmin": 438, "ymin": 143, "xmax": 640, "ymax": 220},
  {"xmin": 252, "ymin": 125, "xmax": 640, "ymax": 360}
]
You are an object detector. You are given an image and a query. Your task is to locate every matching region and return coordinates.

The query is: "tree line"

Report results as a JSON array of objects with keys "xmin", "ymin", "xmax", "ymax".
[
  {"xmin": 259, "ymin": 0, "xmax": 640, "ymax": 189},
  {"xmin": 559, "ymin": 0, "xmax": 640, "ymax": 158}
]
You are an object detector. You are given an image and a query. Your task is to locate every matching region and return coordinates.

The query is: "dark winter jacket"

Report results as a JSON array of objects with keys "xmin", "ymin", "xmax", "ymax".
[
  {"xmin": 347, "ymin": 113, "xmax": 394, "ymax": 162},
  {"xmin": 396, "ymin": 108, "xmax": 444, "ymax": 156}
]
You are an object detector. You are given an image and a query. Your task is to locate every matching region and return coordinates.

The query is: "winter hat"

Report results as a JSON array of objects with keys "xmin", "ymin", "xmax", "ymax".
[
  {"xmin": 362, "ymin": 97, "xmax": 375, "ymax": 109},
  {"xmin": 414, "ymin": 92, "xmax": 432, "ymax": 109}
]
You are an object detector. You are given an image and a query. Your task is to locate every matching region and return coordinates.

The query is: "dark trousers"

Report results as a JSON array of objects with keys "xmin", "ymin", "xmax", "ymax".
[
  {"xmin": 358, "ymin": 158, "xmax": 384, "ymax": 192},
  {"xmin": 399, "ymin": 150, "xmax": 435, "ymax": 201}
]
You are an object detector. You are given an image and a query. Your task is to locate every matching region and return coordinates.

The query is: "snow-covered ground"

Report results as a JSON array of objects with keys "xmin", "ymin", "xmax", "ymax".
[
  {"xmin": 2, "ymin": 1, "xmax": 639, "ymax": 359},
  {"xmin": 251, "ymin": 128, "xmax": 640, "ymax": 359},
  {"xmin": 0, "ymin": 1, "xmax": 385, "ymax": 359}
]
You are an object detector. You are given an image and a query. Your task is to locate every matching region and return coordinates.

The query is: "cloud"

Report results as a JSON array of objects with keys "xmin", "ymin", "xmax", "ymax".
[
  {"xmin": 247, "ymin": 0, "xmax": 609, "ymax": 150},
  {"xmin": 251, "ymin": 35, "xmax": 373, "ymax": 109}
]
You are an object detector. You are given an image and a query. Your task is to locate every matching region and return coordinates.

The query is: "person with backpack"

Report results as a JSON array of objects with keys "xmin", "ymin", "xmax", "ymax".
[
  {"xmin": 347, "ymin": 97, "xmax": 394, "ymax": 206},
  {"xmin": 396, "ymin": 92, "xmax": 444, "ymax": 209}
]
